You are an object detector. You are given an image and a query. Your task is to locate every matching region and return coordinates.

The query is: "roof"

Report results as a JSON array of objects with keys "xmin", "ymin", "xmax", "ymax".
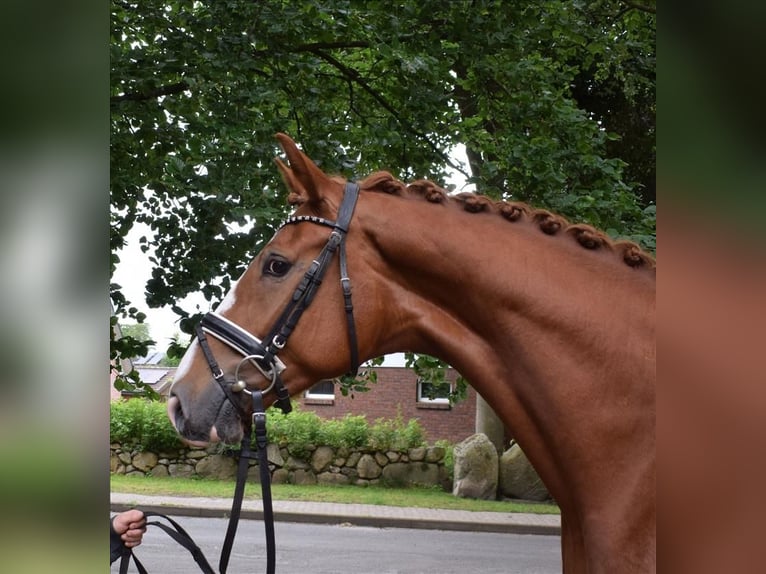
[{"xmin": 133, "ymin": 350, "xmax": 167, "ymax": 365}]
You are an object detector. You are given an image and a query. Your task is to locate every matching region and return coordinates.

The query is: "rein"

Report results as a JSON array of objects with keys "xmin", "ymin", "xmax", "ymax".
[{"xmin": 121, "ymin": 182, "xmax": 361, "ymax": 574}]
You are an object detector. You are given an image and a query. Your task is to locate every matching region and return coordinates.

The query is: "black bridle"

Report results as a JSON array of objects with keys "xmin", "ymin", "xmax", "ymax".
[
  {"xmin": 195, "ymin": 180, "xmax": 361, "ymax": 414},
  {"xmin": 170, "ymin": 181, "xmax": 361, "ymax": 574}
]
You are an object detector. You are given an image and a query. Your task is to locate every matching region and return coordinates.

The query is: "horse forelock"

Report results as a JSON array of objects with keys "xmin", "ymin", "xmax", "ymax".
[{"xmin": 357, "ymin": 171, "xmax": 656, "ymax": 272}]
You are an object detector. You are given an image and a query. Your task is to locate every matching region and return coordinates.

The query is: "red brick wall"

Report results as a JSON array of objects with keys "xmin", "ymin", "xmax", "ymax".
[{"xmin": 294, "ymin": 367, "xmax": 478, "ymax": 445}]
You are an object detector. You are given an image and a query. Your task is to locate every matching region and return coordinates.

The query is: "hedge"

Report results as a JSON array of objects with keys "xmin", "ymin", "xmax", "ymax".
[{"xmin": 110, "ymin": 399, "xmax": 428, "ymax": 455}]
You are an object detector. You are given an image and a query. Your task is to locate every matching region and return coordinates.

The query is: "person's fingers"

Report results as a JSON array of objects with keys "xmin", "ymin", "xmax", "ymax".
[
  {"xmin": 123, "ymin": 509, "xmax": 144, "ymax": 522},
  {"xmin": 128, "ymin": 519, "xmax": 146, "ymax": 531},
  {"xmin": 121, "ymin": 522, "xmax": 146, "ymax": 544},
  {"xmin": 113, "ymin": 509, "xmax": 146, "ymax": 535},
  {"xmin": 122, "ymin": 533, "xmax": 142, "ymax": 546}
]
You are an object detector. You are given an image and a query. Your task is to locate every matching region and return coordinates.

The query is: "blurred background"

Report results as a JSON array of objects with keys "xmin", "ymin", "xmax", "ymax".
[{"xmin": 0, "ymin": 1, "xmax": 763, "ymax": 572}]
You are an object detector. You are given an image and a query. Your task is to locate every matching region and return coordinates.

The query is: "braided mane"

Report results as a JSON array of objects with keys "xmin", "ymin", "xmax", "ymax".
[{"xmin": 359, "ymin": 171, "xmax": 656, "ymax": 272}]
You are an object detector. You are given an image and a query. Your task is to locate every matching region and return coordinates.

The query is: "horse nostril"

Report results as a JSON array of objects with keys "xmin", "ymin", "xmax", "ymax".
[{"xmin": 166, "ymin": 395, "xmax": 182, "ymax": 430}]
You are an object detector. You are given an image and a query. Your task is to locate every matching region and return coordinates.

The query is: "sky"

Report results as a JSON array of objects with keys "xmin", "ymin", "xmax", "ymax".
[{"xmin": 113, "ymin": 221, "xmax": 207, "ymax": 351}]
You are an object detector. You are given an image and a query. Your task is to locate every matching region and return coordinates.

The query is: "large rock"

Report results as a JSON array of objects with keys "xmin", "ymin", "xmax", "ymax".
[
  {"xmin": 291, "ymin": 469, "xmax": 317, "ymax": 485},
  {"xmin": 132, "ymin": 451, "xmax": 158, "ymax": 472},
  {"xmin": 317, "ymin": 472, "xmax": 351, "ymax": 486},
  {"xmin": 356, "ymin": 454, "xmax": 382, "ymax": 479},
  {"xmin": 168, "ymin": 463, "xmax": 195, "ymax": 478},
  {"xmin": 452, "ymin": 433, "xmax": 498, "ymax": 500},
  {"xmin": 110, "ymin": 454, "xmax": 123, "ymax": 474},
  {"xmin": 150, "ymin": 464, "xmax": 169, "ymax": 478},
  {"xmin": 425, "ymin": 446, "xmax": 446, "ymax": 463},
  {"xmin": 498, "ymin": 442, "xmax": 550, "ymax": 501},
  {"xmin": 195, "ymin": 454, "xmax": 236, "ymax": 480},
  {"xmin": 408, "ymin": 447, "xmax": 426, "ymax": 462},
  {"xmin": 271, "ymin": 468, "xmax": 289, "ymax": 484},
  {"xmin": 285, "ymin": 456, "xmax": 310, "ymax": 471},
  {"xmin": 382, "ymin": 462, "xmax": 440, "ymax": 487},
  {"xmin": 311, "ymin": 446, "xmax": 335, "ymax": 473},
  {"xmin": 267, "ymin": 443, "xmax": 284, "ymax": 467}
]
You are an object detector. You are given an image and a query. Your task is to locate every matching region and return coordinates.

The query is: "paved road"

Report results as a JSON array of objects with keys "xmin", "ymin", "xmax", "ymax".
[{"xmin": 113, "ymin": 516, "xmax": 562, "ymax": 574}]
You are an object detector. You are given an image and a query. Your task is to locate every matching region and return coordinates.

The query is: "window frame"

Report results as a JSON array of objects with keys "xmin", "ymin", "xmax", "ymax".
[
  {"xmin": 304, "ymin": 379, "xmax": 336, "ymax": 400},
  {"xmin": 416, "ymin": 378, "xmax": 452, "ymax": 405}
]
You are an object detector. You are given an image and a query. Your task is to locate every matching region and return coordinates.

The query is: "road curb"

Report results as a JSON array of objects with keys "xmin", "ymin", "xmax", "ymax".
[{"xmin": 111, "ymin": 495, "xmax": 561, "ymax": 537}]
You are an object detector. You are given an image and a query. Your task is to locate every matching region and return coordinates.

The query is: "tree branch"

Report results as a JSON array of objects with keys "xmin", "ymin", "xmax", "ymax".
[
  {"xmin": 621, "ymin": 1, "xmax": 655, "ymax": 14},
  {"xmin": 111, "ymin": 81, "xmax": 189, "ymax": 103},
  {"xmin": 310, "ymin": 48, "xmax": 470, "ymax": 179},
  {"xmin": 292, "ymin": 40, "xmax": 371, "ymax": 52}
]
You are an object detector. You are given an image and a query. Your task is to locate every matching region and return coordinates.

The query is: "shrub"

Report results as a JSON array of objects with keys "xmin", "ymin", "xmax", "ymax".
[
  {"xmin": 316, "ymin": 414, "xmax": 370, "ymax": 450},
  {"xmin": 368, "ymin": 413, "xmax": 426, "ymax": 451},
  {"xmin": 110, "ymin": 401, "xmax": 429, "ymax": 455},
  {"xmin": 265, "ymin": 408, "xmax": 322, "ymax": 458},
  {"xmin": 110, "ymin": 399, "xmax": 183, "ymax": 452}
]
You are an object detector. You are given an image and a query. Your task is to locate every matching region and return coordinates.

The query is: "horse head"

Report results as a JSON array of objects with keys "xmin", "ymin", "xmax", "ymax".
[{"xmin": 167, "ymin": 134, "xmax": 387, "ymax": 446}]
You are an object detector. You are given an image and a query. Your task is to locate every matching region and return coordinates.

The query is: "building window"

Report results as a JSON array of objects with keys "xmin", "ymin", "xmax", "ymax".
[
  {"xmin": 417, "ymin": 378, "xmax": 451, "ymax": 404},
  {"xmin": 305, "ymin": 379, "xmax": 335, "ymax": 400}
]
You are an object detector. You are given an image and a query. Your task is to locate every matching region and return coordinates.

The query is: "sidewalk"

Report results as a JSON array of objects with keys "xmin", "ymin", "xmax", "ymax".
[{"xmin": 111, "ymin": 492, "xmax": 560, "ymax": 536}]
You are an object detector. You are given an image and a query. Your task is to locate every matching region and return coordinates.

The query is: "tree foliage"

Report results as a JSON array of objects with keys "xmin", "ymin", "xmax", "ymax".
[
  {"xmin": 119, "ymin": 322, "xmax": 152, "ymax": 343},
  {"xmin": 110, "ymin": 0, "xmax": 655, "ymax": 388}
]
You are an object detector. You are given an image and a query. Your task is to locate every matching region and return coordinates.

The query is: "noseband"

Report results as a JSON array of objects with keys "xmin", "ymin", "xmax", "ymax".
[{"xmin": 194, "ymin": 181, "xmax": 361, "ymax": 415}]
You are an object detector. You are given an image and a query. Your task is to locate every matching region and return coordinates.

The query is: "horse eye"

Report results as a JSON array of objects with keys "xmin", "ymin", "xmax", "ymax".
[{"xmin": 264, "ymin": 257, "xmax": 291, "ymax": 277}]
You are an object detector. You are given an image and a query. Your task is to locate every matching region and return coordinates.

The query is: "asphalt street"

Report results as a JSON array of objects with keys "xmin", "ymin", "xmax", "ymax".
[{"xmin": 112, "ymin": 516, "xmax": 562, "ymax": 574}]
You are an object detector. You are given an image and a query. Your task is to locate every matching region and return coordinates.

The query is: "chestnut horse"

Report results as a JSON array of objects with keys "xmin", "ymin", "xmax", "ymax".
[{"xmin": 168, "ymin": 134, "xmax": 656, "ymax": 573}]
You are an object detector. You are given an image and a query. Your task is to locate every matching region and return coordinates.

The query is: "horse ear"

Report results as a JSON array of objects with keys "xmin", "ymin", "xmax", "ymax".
[{"xmin": 274, "ymin": 133, "xmax": 328, "ymax": 205}]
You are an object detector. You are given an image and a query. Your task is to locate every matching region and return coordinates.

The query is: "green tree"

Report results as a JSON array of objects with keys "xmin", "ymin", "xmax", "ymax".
[
  {"xmin": 110, "ymin": 0, "xmax": 655, "ymax": 387},
  {"xmin": 119, "ymin": 322, "xmax": 152, "ymax": 344}
]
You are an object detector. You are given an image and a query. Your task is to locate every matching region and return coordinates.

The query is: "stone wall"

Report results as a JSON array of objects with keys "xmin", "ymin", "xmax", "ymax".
[{"xmin": 111, "ymin": 442, "xmax": 449, "ymax": 489}]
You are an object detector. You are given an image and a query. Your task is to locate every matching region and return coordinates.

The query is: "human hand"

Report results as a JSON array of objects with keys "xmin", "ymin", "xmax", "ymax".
[{"xmin": 112, "ymin": 509, "xmax": 147, "ymax": 549}]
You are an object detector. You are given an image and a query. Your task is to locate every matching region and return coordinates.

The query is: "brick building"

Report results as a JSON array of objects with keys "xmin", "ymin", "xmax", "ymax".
[{"xmin": 295, "ymin": 362, "xmax": 478, "ymax": 445}]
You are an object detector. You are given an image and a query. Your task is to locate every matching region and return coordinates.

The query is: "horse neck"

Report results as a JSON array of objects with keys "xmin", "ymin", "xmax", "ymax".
[
  {"xmin": 357, "ymin": 192, "xmax": 655, "ymax": 507},
  {"xmin": 359, "ymin": 194, "xmax": 654, "ymax": 372}
]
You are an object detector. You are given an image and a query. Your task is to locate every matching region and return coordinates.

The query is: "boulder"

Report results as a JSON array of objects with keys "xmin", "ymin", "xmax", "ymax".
[
  {"xmin": 132, "ymin": 451, "xmax": 158, "ymax": 472},
  {"xmin": 168, "ymin": 463, "xmax": 195, "ymax": 478},
  {"xmin": 195, "ymin": 454, "xmax": 236, "ymax": 480},
  {"xmin": 291, "ymin": 469, "xmax": 317, "ymax": 485},
  {"xmin": 408, "ymin": 447, "xmax": 426, "ymax": 462},
  {"xmin": 425, "ymin": 446, "xmax": 446, "ymax": 463},
  {"xmin": 311, "ymin": 446, "xmax": 335, "ymax": 473},
  {"xmin": 382, "ymin": 462, "xmax": 440, "ymax": 487},
  {"xmin": 285, "ymin": 456, "xmax": 310, "ymax": 471},
  {"xmin": 498, "ymin": 442, "xmax": 550, "ymax": 501},
  {"xmin": 345, "ymin": 452, "xmax": 362, "ymax": 468},
  {"xmin": 267, "ymin": 443, "xmax": 284, "ymax": 467},
  {"xmin": 452, "ymin": 433, "xmax": 498, "ymax": 500},
  {"xmin": 186, "ymin": 448, "xmax": 208, "ymax": 459},
  {"xmin": 110, "ymin": 454, "xmax": 123, "ymax": 474},
  {"xmin": 317, "ymin": 472, "xmax": 351, "ymax": 486},
  {"xmin": 356, "ymin": 454, "xmax": 382, "ymax": 479},
  {"xmin": 150, "ymin": 464, "xmax": 169, "ymax": 478},
  {"xmin": 271, "ymin": 468, "xmax": 289, "ymax": 484}
]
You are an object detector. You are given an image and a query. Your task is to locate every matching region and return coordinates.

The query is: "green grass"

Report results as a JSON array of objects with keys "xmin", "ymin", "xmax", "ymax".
[{"xmin": 111, "ymin": 474, "xmax": 559, "ymax": 515}]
